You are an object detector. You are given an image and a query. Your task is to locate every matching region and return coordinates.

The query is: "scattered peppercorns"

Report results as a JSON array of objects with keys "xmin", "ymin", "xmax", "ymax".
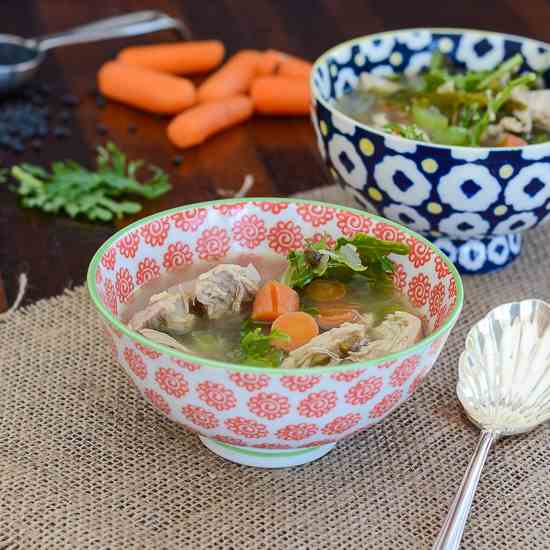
[
  {"xmin": 0, "ymin": 83, "xmax": 79, "ymax": 152},
  {"xmin": 61, "ymin": 93, "xmax": 79, "ymax": 106}
]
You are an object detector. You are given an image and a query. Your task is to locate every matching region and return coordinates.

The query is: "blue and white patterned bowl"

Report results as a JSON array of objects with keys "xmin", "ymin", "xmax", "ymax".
[{"xmin": 311, "ymin": 28, "xmax": 550, "ymax": 273}]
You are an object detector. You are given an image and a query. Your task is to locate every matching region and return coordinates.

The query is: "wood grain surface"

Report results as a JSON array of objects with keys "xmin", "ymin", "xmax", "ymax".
[{"xmin": 1, "ymin": 0, "xmax": 549, "ymax": 308}]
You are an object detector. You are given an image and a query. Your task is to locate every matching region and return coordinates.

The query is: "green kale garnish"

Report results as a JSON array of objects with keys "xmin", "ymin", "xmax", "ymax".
[
  {"xmin": 237, "ymin": 320, "xmax": 289, "ymax": 368},
  {"xmin": 280, "ymin": 232, "xmax": 409, "ymax": 290},
  {"xmin": 5, "ymin": 142, "xmax": 171, "ymax": 222}
]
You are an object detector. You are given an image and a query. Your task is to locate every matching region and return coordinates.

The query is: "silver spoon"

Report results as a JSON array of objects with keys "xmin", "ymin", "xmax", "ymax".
[
  {"xmin": 433, "ymin": 299, "xmax": 550, "ymax": 550},
  {"xmin": 0, "ymin": 10, "xmax": 189, "ymax": 95}
]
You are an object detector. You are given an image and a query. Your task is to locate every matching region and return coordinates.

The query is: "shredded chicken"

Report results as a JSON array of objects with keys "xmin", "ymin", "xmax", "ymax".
[
  {"xmin": 512, "ymin": 86, "xmax": 550, "ymax": 130},
  {"xmin": 360, "ymin": 73, "xmax": 402, "ymax": 95},
  {"xmin": 138, "ymin": 328, "xmax": 193, "ymax": 353},
  {"xmin": 357, "ymin": 312, "xmax": 376, "ymax": 330},
  {"xmin": 128, "ymin": 286, "xmax": 196, "ymax": 335},
  {"xmin": 281, "ymin": 323, "xmax": 367, "ymax": 369},
  {"xmin": 371, "ymin": 112, "xmax": 390, "ymax": 129},
  {"xmin": 348, "ymin": 311, "xmax": 423, "ymax": 362},
  {"xmin": 489, "ymin": 86, "xmax": 550, "ymax": 138},
  {"xmin": 194, "ymin": 263, "xmax": 261, "ymax": 319}
]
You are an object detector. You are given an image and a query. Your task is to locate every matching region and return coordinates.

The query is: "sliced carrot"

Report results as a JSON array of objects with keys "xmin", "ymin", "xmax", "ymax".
[
  {"xmin": 98, "ymin": 61, "xmax": 196, "ymax": 114},
  {"xmin": 257, "ymin": 50, "xmax": 312, "ymax": 78},
  {"xmin": 167, "ymin": 95, "xmax": 253, "ymax": 149},
  {"xmin": 317, "ymin": 307, "xmax": 359, "ymax": 330},
  {"xmin": 251, "ymin": 75, "xmax": 310, "ymax": 115},
  {"xmin": 499, "ymin": 133, "xmax": 528, "ymax": 147},
  {"xmin": 304, "ymin": 280, "xmax": 347, "ymax": 302},
  {"xmin": 271, "ymin": 311, "xmax": 319, "ymax": 351},
  {"xmin": 198, "ymin": 50, "xmax": 262, "ymax": 102},
  {"xmin": 251, "ymin": 281, "xmax": 299, "ymax": 322},
  {"xmin": 117, "ymin": 40, "xmax": 225, "ymax": 75}
]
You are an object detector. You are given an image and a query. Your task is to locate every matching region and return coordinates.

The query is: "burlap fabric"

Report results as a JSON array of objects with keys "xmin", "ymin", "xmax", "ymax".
[{"xmin": 1, "ymin": 186, "xmax": 549, "ymax": 550}]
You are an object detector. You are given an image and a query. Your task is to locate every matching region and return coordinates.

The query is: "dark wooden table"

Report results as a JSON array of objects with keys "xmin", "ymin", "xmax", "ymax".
[{"xmin": 2, "ymin": 0, "xmax": 549, "ymax": 308}]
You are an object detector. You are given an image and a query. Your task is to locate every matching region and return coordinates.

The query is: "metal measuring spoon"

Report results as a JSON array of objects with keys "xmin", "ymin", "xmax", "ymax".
[
  {"xmin": 433, "ymin": 299, "xmax": 550, "ymax": 550},
  {"xmin": 0, "ymin": 10, "xmax": 189, "ymax": 94}
]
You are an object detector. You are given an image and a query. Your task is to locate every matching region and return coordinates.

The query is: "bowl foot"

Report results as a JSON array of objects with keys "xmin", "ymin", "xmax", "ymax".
[
  {"xmin": 199, "ymin": 436, "xmax": 336, "ymax": 468},
  {"xmin": 430, "ymin": 234, "xmax": 522, "ymax": 274}
]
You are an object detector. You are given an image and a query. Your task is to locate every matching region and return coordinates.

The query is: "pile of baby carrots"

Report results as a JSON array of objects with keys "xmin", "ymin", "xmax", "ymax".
[{"xmin": 97, "ymin": 40, "xmax": 312, "ymax": 149}]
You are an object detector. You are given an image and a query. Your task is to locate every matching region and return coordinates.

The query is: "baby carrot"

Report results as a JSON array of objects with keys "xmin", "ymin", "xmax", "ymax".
[
  {"xmin": 98, "ymin": 61, "xmax": 196, "ymax": 114},
  {"xmin": 198, "ymin": 50, "xmax": 262, "ymax": 102},
  {"xmin": 257, "ymin": 50, "xmax": 286, "ymax": 75},
  {"xmin": 251, "ymin": 75, "xmax": 310, "ymax": 115},
  {"xmin": 117, "ymin": 40, "xmax": 225, "ymax": 75},
  {"xmin": 167, "ymin": 95, "xmax": 253, "ymax": 148},
  {"xmin": 257, "ymin": 49, "xmax": 312, "ymax": 79},
  {"xmin": 279, "ymin": 55, "xmax": 312, "ymax": 79},
  {"xmin": 271, "ymin": 311, "xmax": 319, "ymax": 351}
]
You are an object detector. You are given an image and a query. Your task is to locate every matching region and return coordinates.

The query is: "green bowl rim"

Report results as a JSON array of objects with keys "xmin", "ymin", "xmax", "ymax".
[
  {"xmin": 310, "ymin": 26, "xmax": 550, "ymax": 153},
  {"xmin": 86, "ymin": 197, "xmax": 464, "ymax": 374}
]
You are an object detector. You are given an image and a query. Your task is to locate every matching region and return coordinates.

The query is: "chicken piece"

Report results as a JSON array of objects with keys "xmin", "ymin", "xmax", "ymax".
[
  {"xmin": 497, "ymin": 114, "xmax": 531, "ymax": 135},
  {"xmin": 505, "ymin": 86, "xmax": 550, "ymax": 131},
  {"xmin": 357, "ymin": 312, "xmax": 376, "ymax": 330},
  {"xmin": 372, "ymin": 112, "xmax": 390, "ymax": 129},
  {"xmin": 194, "ymin": 263, "xmax": 261, "ymax": 319},
  {"xmin": 128, "ymin": 285, "xmax": 195, "ymax": 335},
  {"xmin": 524, "ymin": 90, "xmax": 550, "ymax": 130},
  {"xmin": 488, "ymin": 99, "xmax": 533, "ymax": 136},
  {"xmin": 138, "ymin": 328, "xmax": 193, "ymax": 353},
  {"xmin": 280, "ymin": 323, "xmax": 367, "ymax": 369},
  {"xmin": 360, "ymin": 73, "xmax": 402, "ymax": 95},
  {"xmin": 348, "ymin": 311, "xmax": 423, "ymax": 362}
]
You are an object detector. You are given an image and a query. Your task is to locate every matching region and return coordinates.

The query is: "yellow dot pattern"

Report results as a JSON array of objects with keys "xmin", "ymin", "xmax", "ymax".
[
  {"xmin": 359, "ymin": 138, "xmax": 375, "ymax": 156},
  {"xmin": 390, "ymin": 52, "xmax": 403, "ymax": 66},
  {"xmin": 421, "ymin": 158, "xmax": 438, "ymax": 173},
  {"xmin": 320, "ymin": 121, "xmax": 328, "ymax": 136},
  {"xmin": 354, "ymin": 53, "xmax": 366, "ymax": 66},
  {"xmin": 368, "ymin": 187, "xmax": 383, "ymax": 201},
  {"xmin": 499, "ymin": 164, "xmax": 514, "ymax": 179},
  {"xmin": 427, "ymin": 202, "xmax": 443, "ymax": 215},
  {"xmin": 494, "ymin": 205, "xmax": 508, "ymax": 216},
  {"xmin": 438, "ymin": 37, "xmax": 453, "ymax": 53}
]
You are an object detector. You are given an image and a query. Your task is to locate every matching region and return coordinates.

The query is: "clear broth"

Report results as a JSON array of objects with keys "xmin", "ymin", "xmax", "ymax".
[{"xmin": 125, "ymin": 253, "xmax": 419, "ymax": 364}]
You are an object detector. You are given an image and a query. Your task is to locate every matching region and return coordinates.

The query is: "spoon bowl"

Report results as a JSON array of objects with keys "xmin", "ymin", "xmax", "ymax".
[
  {"xmin": 433, "ymin": 299, "xmax": 550, "ymax": 549},
  {"xmin": 458, "ymin": 300, "xmax": 550, "ymax": 436},
  {"xmin": 0, "ymin": 34, "xmax": 43, "ymax": 95}
]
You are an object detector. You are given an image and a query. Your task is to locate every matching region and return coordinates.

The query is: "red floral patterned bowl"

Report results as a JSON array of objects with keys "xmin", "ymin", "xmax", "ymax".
[{"xmin": 87, "ymin": 198, "xmax": 463, "ymax": 468}]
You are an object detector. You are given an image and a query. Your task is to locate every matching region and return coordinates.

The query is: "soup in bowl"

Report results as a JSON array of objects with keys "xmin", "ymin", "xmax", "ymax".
[
  {"xmin": 87, "ymin": 199, "xmax": 463, "ymax": 468},
  {"xmin": 311, "ymin": 29, "xmax": 550, "ymax": 273}
]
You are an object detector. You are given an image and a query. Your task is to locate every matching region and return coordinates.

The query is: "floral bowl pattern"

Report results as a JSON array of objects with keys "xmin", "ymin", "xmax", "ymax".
[
  {"xmin": 311, "ymin": 28, "xmax": 550, "ymax": 273},
  {"xmin": 87, "ymin": 199, "xmax": 463, "ymax": 468}
]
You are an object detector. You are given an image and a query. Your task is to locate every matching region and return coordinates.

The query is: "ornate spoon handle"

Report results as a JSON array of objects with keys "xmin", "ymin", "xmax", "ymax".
[{"xmin": 432, "ymin": 430, "xmax": 496, "ymax": 550}]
